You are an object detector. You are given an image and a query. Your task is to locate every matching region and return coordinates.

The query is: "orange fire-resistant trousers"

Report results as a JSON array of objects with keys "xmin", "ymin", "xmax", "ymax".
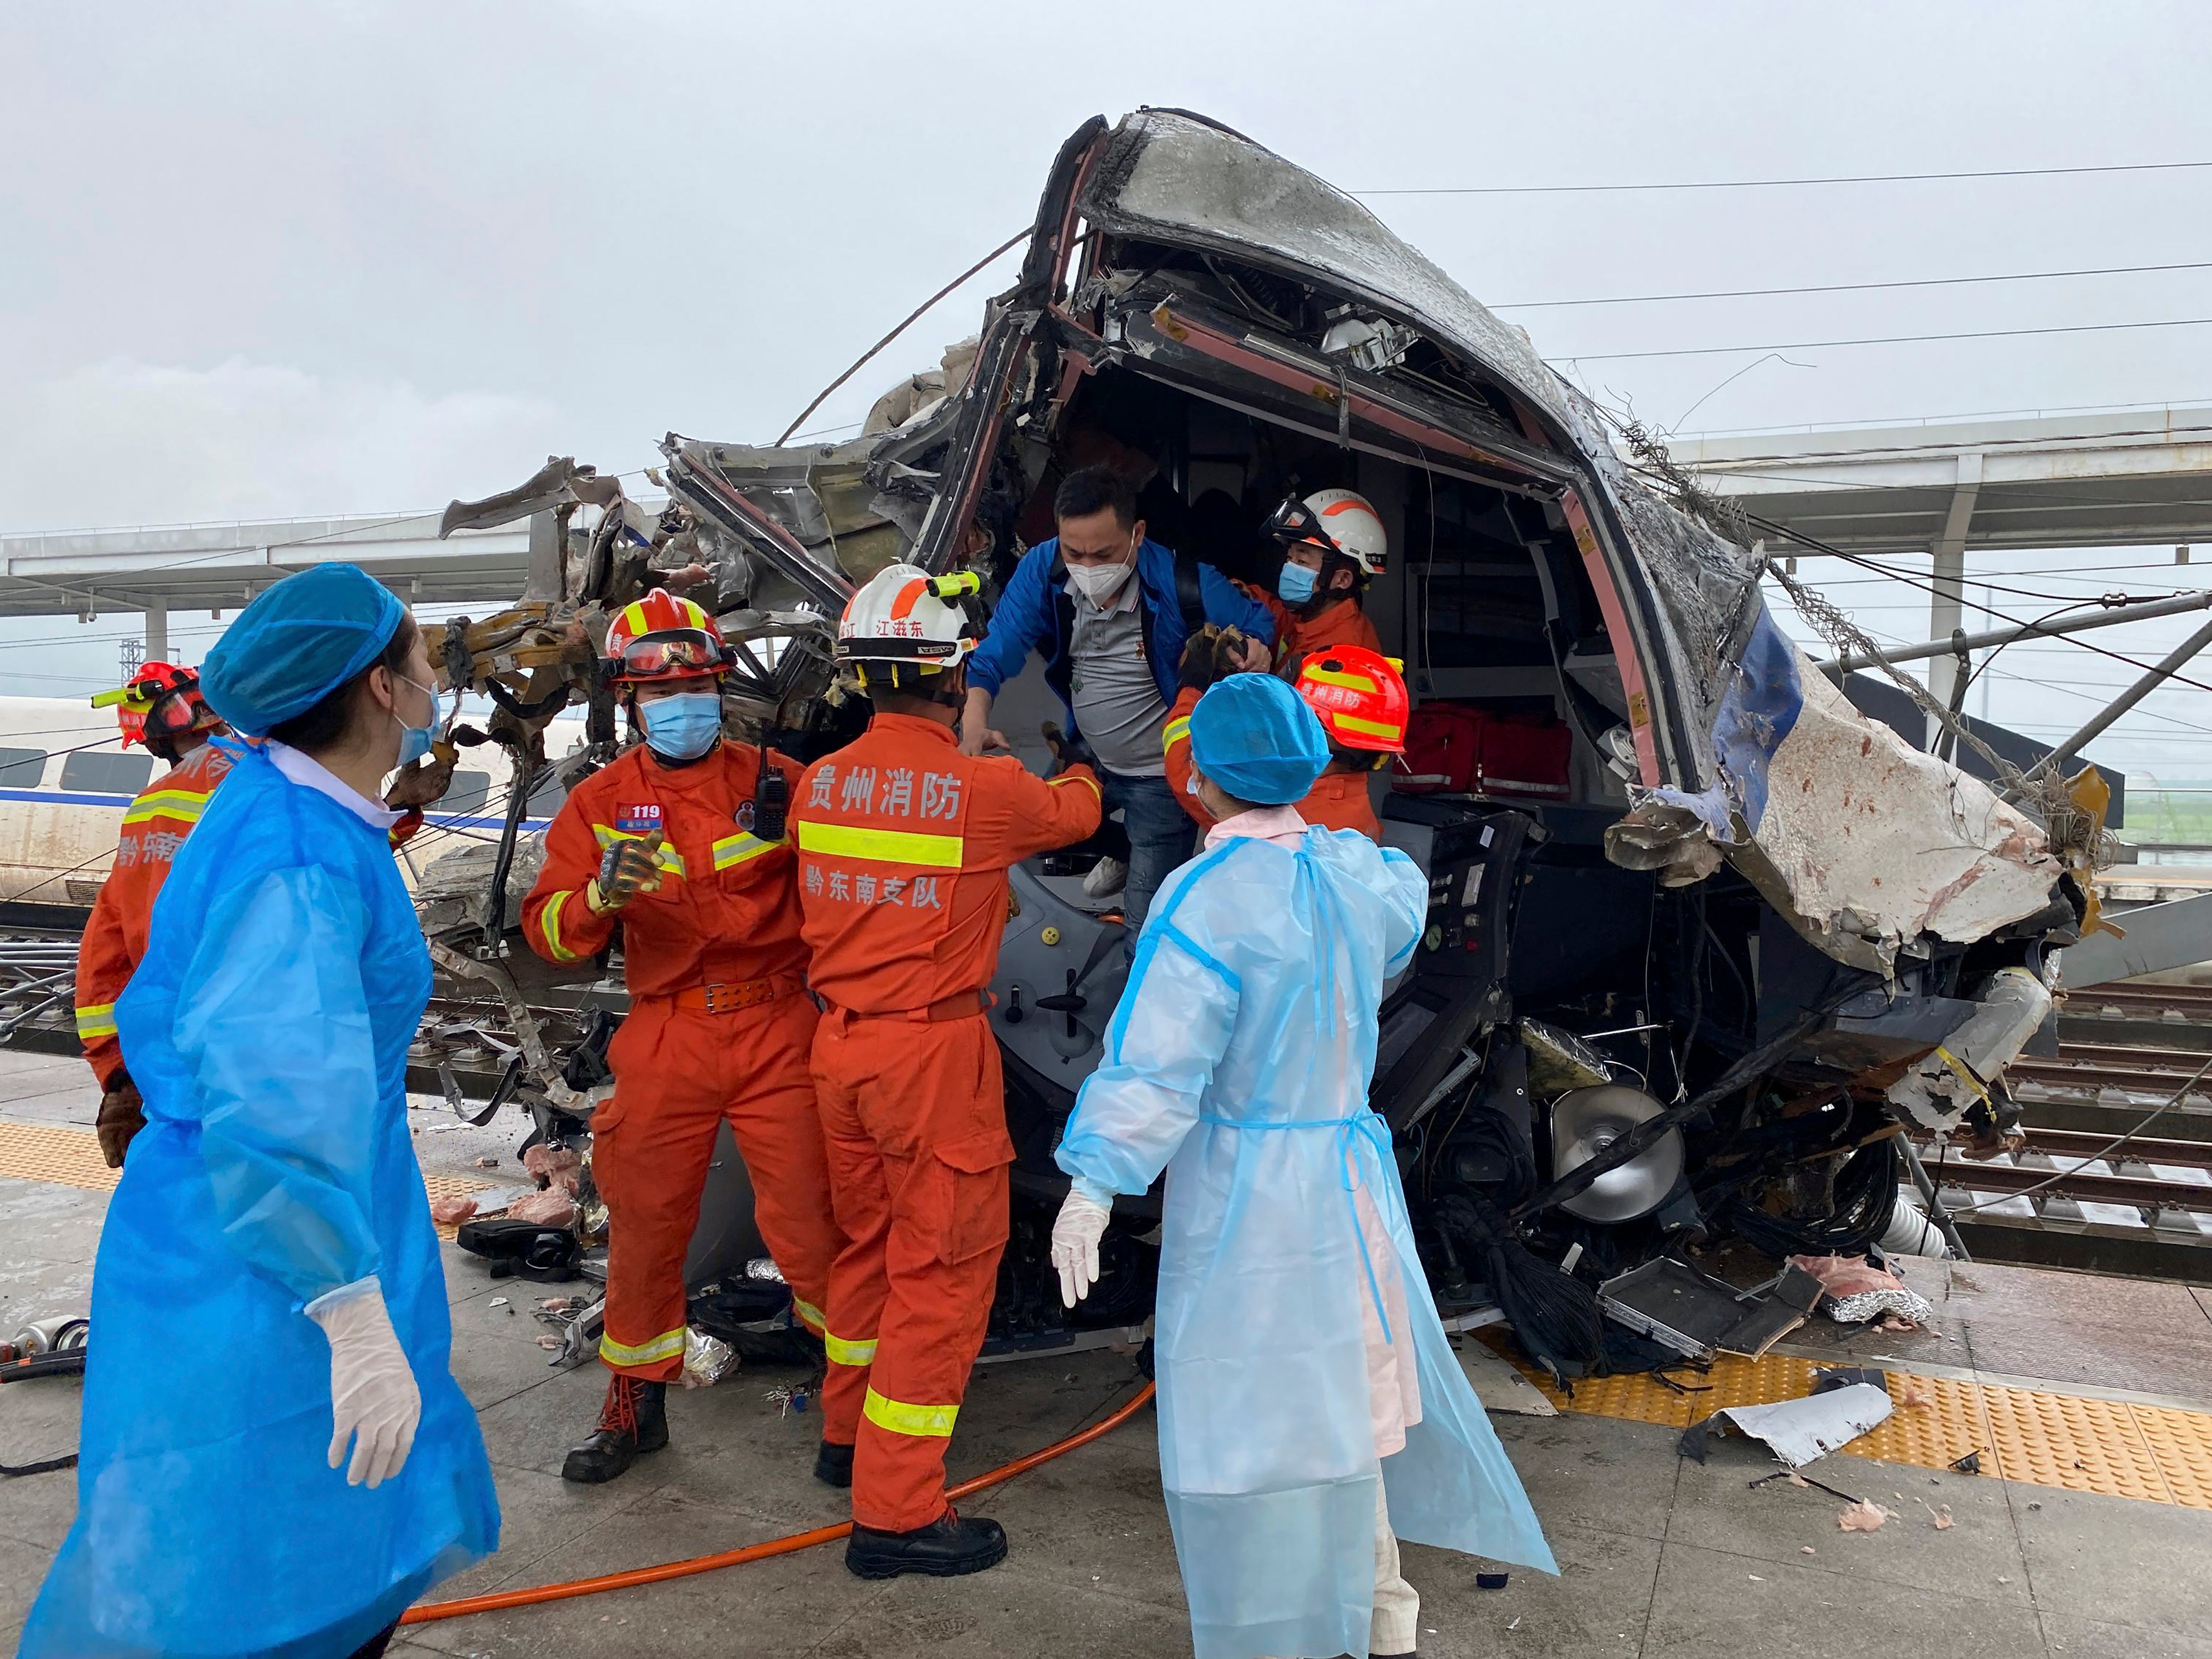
[
  {"xmin": 811, "ymin": 1007, "xmax": 1013, "ymax": 1533},
  {"xmin": 592, "ymin": 989, "xmax": 841, "ymax": 1381}
]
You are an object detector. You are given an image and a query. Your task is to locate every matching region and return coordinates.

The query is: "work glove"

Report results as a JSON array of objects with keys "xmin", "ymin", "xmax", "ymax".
[
  {"xmin": 587, "ymin": 828, "xmax": 665, "ymax": 913},
  {"xmin": 1051, "ymin": 1187, "xmax": 1114, "ymax": 1308},
  {"xmin": 1176, "ymin": 625, "xmax": 1271, "ymax": 693},
  {"xmin": 308, "ymin": 1281, "xmax": 422, "ymax": 1489},
  {"xmin": 95, "ymin": 1074, "xmax": 145, "ymax": 1169}
]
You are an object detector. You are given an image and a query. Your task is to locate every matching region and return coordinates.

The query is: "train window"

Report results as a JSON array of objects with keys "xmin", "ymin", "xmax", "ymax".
[
  {"xmin": 440, "ymin": 770, "xmax": 492, "ymax": 817},
  {"xmin": 61, "ymin": 752, "xmax": 155, "ymax": 795},
  {"xmin": 526, "ymin": 770, "xmax": 567, "ymax": 818},
  {"xmin": 0, "ymin": 748, "xmax": 46, "ymax": 787}
]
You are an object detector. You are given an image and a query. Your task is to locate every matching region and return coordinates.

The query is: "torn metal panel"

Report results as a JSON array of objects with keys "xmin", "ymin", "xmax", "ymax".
[
  {"xmin": 1679, "ymin": 1382, "xmax": 1895, "ymax": 1468},
  {"xmin": 1621, "ymin": 607, "xmax": 2061, "ymax": 972}
]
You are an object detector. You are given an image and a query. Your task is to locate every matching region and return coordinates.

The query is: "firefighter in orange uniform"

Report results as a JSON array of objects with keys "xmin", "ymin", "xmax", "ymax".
[
  {"xmin": 795, "ymin": 565, "xmax": 1101, "ymax": 1579},
  {"xmin": 1249, "ymin": 488, "xmax": 1387, "ymax": 661},
  {"xmin": 520, "ymin": 590, "xmax": 845, "ymax": 1485},
  {"xmin": 1286, "ymin": 645, "xmax": 1411, "ymax": 838},
  {"xmin": 74, "ymin": 664, "xmax": 232, "ymax": 1167},
  {"xmin": 1165, "ymin": 642, "xmax": 1410, "ymax": 841}
]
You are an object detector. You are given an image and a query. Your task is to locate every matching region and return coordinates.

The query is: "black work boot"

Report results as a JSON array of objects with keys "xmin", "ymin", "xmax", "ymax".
[
  {"xmin": 561, "ymin": 1374, "xmax": 669, "ymax": 1484},
  {"xmin": 845, "ymin": 1508, "xmax": 1008, "ymax": 1579},
  {"xmin": 814, "ymin": 1440, "xmax": 855, "ymax": 1488}
]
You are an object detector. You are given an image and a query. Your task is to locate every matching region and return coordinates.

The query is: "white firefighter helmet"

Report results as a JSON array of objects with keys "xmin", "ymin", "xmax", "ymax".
[
  {"xmin": 835, "ymin": 563, "xmax": 982, "ymax": 668},
  {"xmin": 1270, "ymin": 488, "xmax": 1388, "ymax": 576}
]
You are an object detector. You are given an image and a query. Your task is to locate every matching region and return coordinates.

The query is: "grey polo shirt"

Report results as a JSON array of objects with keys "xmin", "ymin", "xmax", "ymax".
[{"xmin": 1066, "ymin": 576, "xmax": 1168, "ymax": 777}]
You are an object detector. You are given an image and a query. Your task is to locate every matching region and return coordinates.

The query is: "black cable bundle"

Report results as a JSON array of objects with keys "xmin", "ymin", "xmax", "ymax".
[
  {"xmin": 1720, "ymin": 1136, "xmax": 1902, "ymax": 1260},
  {"xmin": 1432, "ymin": 1191, "xmax": 1603, "ymax": 1386}
]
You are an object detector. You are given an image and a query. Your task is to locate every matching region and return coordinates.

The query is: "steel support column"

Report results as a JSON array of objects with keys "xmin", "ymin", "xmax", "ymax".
[{"xmin": 1924, "ymin": 453, "xmax": 1982, "ymax": 745}]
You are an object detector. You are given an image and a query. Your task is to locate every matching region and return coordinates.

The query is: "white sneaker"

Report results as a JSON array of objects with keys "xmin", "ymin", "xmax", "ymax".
[{"xmin": 1082, "ymin": 856, "xmax": 1129, "ymax": 899}]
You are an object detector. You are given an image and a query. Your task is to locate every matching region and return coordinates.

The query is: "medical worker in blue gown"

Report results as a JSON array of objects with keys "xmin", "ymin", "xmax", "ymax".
[
  {"xmin": 1050, "ymin": 673, "xmax": 1553, "ymax": 1659},
  {"xmin": 21, "ymin": 563, "xmax": 499, "ymax": 1659}
]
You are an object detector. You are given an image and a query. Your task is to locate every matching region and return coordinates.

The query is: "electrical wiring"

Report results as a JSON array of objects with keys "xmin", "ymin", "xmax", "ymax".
[
  {"xmin": 1685, "ymin": 394, "xmax": 2212, "ymax": 441},
  {"xmin": 1552, "ymin": 315, "xmax": 2212, "ymax": 364},
  {"xmin": 1753, "ymin": 524, "xmax": 2212, "ymax": 695},
  {"xmin": 1494, "ymin": 258, "xmax": 2212, "ymax": 311},
  {"xmin": 1355, "ymin": 159, "xmax": 2212, "ymax": 196}
]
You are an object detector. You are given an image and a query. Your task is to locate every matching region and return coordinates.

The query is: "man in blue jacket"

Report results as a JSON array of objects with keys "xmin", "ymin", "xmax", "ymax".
[{"xmin": 960, "ymin": 465, "xmax": 1274, "ymax": 937}]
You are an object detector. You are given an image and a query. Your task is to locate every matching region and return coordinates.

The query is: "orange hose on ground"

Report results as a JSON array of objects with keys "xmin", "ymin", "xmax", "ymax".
[{"xmin": 400, "ymin": 1381, "xmax": 1156, "ymax": 1625}]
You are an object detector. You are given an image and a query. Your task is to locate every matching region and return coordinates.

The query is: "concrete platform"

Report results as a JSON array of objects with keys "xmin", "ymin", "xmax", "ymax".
[{"xmin": 4, "ymin": 1055, "xmax": 2211, "ymax": 1657}]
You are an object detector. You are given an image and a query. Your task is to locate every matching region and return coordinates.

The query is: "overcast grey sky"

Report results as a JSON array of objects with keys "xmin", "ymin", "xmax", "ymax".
[{"xmin": 5, "ymin": 0, "xmax": 2212, "ymax": 786}]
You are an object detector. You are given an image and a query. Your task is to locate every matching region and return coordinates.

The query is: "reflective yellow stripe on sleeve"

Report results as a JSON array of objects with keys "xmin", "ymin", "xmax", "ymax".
[
  {"xmin": 863, "ymin": 1386, "xmax": 958, "ymax": 1438},
  {"xmin": 712, "ymin": 832, "xmax": 784, "ymax": 871},
  {"xmin": 591, "ymin": 825, "xmax": 688, "ymax": 879},
  {"xmin": 74, "ymin": 1003, "xmax": 118, "ymax": 1040},
  {"xmin": 1162, "ymin": 716, "xmax": 1192, "ymax": 748},
  {"xmin": 599, "ymin": 1326, "xmax": 687, "ymax": 1368},
  {"xmin": 824, "ymin": 1331, "xmax": 878, "ymax": 1367},
  {"xmin": 1048, "ymin": 772, "xmax": 1100, "ymax": 797},
  {"xmin": 539, "ymin": 889, "xmax": 581, "ymax": 963},
  {"xmin": 794, "ymin": 821, "xmax": 964, "ymax": 868},
  {"xmin": 121, "ymin": 789, "xmax": 212, "ymax": 827},
  {"xmin": 791, "ymin": 1297, "xmax": 826, "ymax": 1333}
]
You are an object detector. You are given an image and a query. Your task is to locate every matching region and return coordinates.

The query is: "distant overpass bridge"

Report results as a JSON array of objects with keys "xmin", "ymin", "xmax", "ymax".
[
  {"xmin": 1676, "ymin": 406, "xmax": 2212, "ymax": 556},
  {"xmin": 0, "ymin": 511, "xmax": 540, "ymax": 657},
  {"xmin": 1677, "ymin": 407, "xmax": 2212, "ymax": 708}
]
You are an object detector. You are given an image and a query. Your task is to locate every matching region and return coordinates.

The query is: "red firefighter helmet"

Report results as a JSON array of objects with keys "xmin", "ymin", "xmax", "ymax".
[
  {"xmin": 603, "ymin": 589, "xmax": 734, "ymax": 684},
  {"xmin": 1294, "ymin": 645, "xmax": 1409, "ymax": 753},
  {"xmin": 93, "ymin": 661, "xmax": 225, "ymax": 750}
]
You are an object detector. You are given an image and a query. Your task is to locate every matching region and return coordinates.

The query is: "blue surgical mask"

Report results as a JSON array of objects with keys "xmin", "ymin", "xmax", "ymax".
[
  {"xmin": 641, "ymin": 691, "xmax": 723, "ymax": 760},
  {"xmin": 395, "ymin": 676, "xmax": 438, "ymax": 766},
  {"xmin": 1277, "ymin": 561, "xmax": 1318, "ymax": 606}
]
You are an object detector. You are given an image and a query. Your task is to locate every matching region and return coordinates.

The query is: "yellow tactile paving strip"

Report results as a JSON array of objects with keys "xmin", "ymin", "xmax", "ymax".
[
  {"xmin": 1505, "ymin": 1342, "xmax": 2212, "ymax": 1510},
  {"xmin": 0, "ymin": 1120, "xmax": 493, "ymax": 1238}
]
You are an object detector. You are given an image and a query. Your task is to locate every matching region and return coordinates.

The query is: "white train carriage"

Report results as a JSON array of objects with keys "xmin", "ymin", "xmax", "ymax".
[{"xmin": 0, "ymin": 695, "xmax": 584, "ymax": 908}]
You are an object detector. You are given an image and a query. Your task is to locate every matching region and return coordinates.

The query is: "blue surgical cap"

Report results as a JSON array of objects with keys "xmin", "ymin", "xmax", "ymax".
[
  {"xmin": 200, "ymin": 563, "xmax": 407, "ymax": 737},
  {"xmin": 1189, "ymin": 672, "xmax": 1331, "ymax": 806}
]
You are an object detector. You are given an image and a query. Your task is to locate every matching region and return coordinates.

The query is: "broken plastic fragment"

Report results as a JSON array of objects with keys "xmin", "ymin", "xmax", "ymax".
[{"xmin": 1838, "ymin": 1499, "xmax": 1895, "ymax": 1532}]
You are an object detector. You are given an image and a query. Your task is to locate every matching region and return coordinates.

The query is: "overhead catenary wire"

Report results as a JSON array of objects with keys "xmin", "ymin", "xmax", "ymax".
[
  {"xmin": 1356, "ymin": 159, "xmax": 2212, "ymax": 196},
  {"xmin": 775, "ymin": 227, "xmax": 1032, "ymax": 445},
  {"xmin": 1554, "ymin": 315, "xmax": 2212, "ymax": 365},
  {"xmin": 1495, "ymin": 258, "xmax": 2212, "ymax": 311}
]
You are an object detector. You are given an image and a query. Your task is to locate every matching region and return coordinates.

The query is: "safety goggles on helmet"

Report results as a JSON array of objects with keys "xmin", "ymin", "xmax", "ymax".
[
  {"xmin": 93, "ymin": 663, "xmax": 223, "ymax": 749},
  {"xmin": 1263, "ymin": 495, "xmax": 1334, "ymax": 556},
  {"xmin": 607, "ymin": 626, "xmax": 733, "ymax": 684}
]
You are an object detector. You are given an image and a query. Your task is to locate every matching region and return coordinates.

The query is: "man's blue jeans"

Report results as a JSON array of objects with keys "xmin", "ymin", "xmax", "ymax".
[{"xmin": 1097, "ymin": 767, "xmax": 1196, "ymax": 943}]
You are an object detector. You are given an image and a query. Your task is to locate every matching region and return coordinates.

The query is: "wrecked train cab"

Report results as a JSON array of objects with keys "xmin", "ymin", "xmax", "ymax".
[{"xmin": 659, "ymin": 109, "xmax": 2081, "ymax": 1327}]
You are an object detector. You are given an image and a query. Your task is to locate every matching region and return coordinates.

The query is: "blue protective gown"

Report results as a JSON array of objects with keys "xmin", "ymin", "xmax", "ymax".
[
  {"xmin": 1056, "ymin": 826, "xmax": 1555, "ymax": 1659},
  {"xmin": 20, "ymin": 741, "xmax": 499, "ymax": 1659}
]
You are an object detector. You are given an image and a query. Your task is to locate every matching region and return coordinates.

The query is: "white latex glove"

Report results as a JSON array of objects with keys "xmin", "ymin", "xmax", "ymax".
[
  {"xmin": 307, "ymin": 1281, "xmax": 422, "ymax": 1489},
  {"xmin": 1051, "ymin": 1187, "xmax": 1114, "ymax": 1308}
]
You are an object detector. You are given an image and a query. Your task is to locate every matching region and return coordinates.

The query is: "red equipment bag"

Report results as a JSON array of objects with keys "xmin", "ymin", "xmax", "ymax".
[
  {"xmin": 1398, "ymin": 703, "xmax": 1482, "ymax": 792},
  {"xmin": 1473, "ymin": 711, "xmax": 1571, "ymax": 799},
  {"xmin": 1395, "ymin": 703, "xmax": 1571, "ymax": 799}
]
